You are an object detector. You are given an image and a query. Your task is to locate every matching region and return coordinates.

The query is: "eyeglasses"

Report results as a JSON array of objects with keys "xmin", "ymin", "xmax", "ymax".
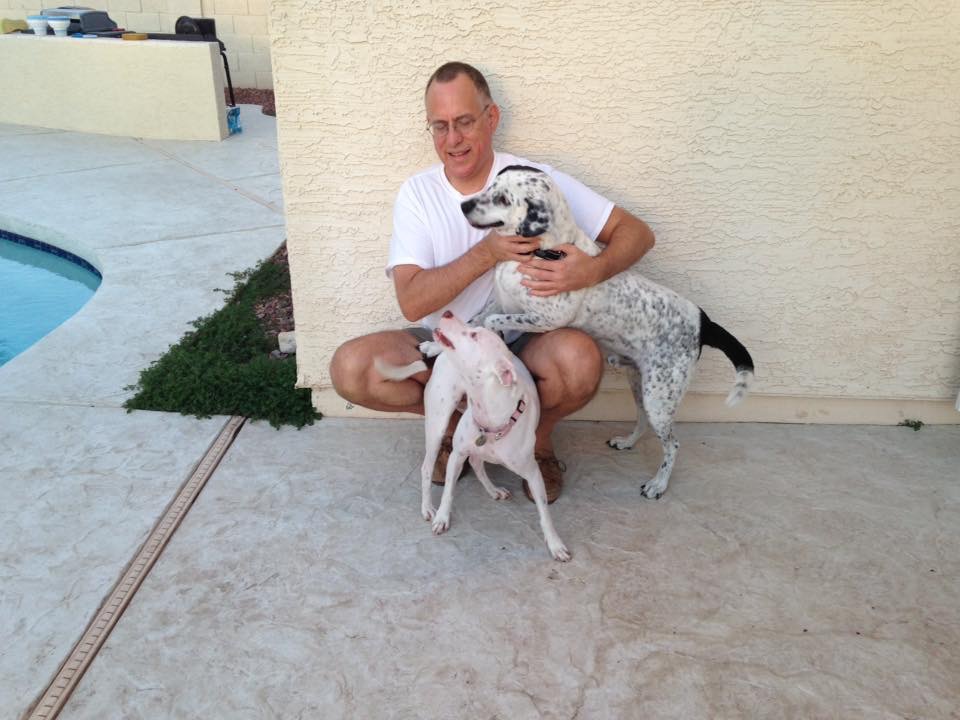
[{"xmin": 426, "ymin": 104, "xmax": 490, "ymax": 138}]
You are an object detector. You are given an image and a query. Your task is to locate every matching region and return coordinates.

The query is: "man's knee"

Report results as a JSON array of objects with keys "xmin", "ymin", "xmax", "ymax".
[
  {"xmin": 523, "ymin": 329, "xmax": 604, "ymax": 402},
  {"xmin": 329, "ymin": 338, "xmax": 366, "ymax": 401},
  {"xmin": 555, "ymin": 333, "xmax": 604, "ymax": 398}
]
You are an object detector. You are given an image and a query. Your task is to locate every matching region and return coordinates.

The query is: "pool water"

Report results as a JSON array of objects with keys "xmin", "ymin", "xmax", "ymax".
[{"xmin": 0, "ymin": 237, "xmax": 101, "ymax": 366}]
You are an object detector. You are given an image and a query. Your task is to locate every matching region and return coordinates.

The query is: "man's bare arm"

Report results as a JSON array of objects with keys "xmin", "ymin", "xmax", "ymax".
[
  {"xmin": 519, "ymin": 206, "xmax": 655, "ymax": 297},
  {"xmin": 393, "ymin": 232, "xmax": 542, "ymax": 322}
]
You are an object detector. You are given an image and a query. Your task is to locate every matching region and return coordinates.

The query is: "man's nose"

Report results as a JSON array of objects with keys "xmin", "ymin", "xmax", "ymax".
[{"xmin": 461, "ymin": 198, "xmax": 477, "ymax": 215}]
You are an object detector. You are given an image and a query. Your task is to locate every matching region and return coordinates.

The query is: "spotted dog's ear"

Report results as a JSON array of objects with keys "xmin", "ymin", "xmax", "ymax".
[{"xmin": 518, "ymin": 198, "xmax": 550, "ymax": 237}]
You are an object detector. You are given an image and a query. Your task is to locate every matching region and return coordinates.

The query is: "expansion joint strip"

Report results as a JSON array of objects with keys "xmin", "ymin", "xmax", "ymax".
[{"xmin": 24, "ymin": 415, "xmax": 247, "ymax": 720}]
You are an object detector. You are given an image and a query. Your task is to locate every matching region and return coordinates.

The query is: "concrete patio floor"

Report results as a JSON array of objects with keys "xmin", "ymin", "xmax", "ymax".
[{"xmin": 1, "ymin": 114, "xmax": 959, "ymax": 719}]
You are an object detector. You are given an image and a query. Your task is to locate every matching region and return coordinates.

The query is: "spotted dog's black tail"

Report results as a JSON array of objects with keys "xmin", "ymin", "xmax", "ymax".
[{"xmin": 699, "ymin": 309, "xmax": 754, "ymax": 407}]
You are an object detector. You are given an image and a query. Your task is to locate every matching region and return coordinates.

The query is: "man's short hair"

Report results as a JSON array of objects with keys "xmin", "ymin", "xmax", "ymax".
[{"xmin": 425, "ymin": 62, "xmax": 492, "ymax": 102}]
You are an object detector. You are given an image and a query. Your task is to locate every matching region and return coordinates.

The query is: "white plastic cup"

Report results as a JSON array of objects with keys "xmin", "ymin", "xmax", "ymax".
[
  {"xmin": 48, "ymin": 17, "xmax": 71, "ymax": 36},
  {"xmin": 26, "ymin": 15, "xmax": 49, "ymax": 36}
]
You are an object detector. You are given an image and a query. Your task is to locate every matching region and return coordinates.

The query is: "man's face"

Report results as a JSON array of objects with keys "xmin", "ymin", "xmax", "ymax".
[{"xmin": 425, "ymin": 73, "xmax": 499, "ymax": 192}]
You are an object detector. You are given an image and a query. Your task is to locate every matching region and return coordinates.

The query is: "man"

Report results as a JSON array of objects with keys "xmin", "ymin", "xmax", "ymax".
[{"xmin": 330, "ymin": 61, "xmax": 655, "ymax": 503}]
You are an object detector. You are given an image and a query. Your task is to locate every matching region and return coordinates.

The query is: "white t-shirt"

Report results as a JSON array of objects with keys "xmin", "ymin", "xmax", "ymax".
[{"xmin": 386, "ymin": 151, "xmax": 615, "ymax": 331}]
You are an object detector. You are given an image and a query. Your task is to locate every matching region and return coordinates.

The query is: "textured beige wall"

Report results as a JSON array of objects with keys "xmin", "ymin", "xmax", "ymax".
[
  {"xmin": 272, "ymin": 0, "xmax": 960, "ymax": 422},
  {"xmin": 0, "ymin": 35, "xmax": 227, "ymax": 140},
  {"xmin": 1, "ymin": 0, "xmax": 273, "ymax": 89}
]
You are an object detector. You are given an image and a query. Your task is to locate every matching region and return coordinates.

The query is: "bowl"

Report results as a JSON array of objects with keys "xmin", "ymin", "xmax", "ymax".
[
  {"xmin": 47, "ymin": 17, "xmax": 71, "ymax": 36},
  {"xmin": 26, "ymin": 15, "xmax": 49, "ymax": 36}
]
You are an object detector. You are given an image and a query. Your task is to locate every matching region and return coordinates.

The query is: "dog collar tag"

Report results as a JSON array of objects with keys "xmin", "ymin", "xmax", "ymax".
[{"xmin": 475, "ymin": 434, "xmax": 487, "ymax": 447}]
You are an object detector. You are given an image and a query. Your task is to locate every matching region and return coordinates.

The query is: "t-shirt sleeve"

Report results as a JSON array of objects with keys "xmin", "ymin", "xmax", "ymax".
[
  {"xmin": 386, "ymin": 180, "xmax": 434, "ymax": 277},
  {"xmin": 547, "ymin": 168, "xmax": 615, "ymax": 242}
]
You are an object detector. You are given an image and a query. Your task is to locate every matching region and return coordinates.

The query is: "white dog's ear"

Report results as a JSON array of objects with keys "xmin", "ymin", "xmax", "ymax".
[{"xmin": 493, "ymin": 357, "xmax": 516, "ymax": 386}]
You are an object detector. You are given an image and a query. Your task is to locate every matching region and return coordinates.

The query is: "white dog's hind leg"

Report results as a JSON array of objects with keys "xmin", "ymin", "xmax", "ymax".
[
  {"xmin": 512, "ymin": 458, "xmax": 570, "ymax": 562},
  {"xmin": 608, "ymin": 364, "xmax": 647, "ymax": 450},
  {"xmin": 470, "ymin": 457, "xmax": 511, "ymax": 500},
  {"xmin": 432, "ymin": 449, "xmax": 467, "ymax": 535}
]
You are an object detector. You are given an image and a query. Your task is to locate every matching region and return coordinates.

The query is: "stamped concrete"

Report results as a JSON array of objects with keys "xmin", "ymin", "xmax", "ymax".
[
  {"xmin": 0, "ymin": 404, "xmax": 227, "ymax": 715},
  {"xmin": 0, "ymin": 108, "xmax": 286, "ymax": 718},
  {"xmin": 58, "ymin": 419, "xmax": 960, "ymax": 719}
]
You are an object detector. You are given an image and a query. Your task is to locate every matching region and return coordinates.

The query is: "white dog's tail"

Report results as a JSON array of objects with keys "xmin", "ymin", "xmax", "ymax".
[
  {"xmin": 698, "ymin": 310, "xmax": 755, "ymax": 407},
  {"xmin": 374, "ymin": 356, "xmax": 428, "ymax": 381}
]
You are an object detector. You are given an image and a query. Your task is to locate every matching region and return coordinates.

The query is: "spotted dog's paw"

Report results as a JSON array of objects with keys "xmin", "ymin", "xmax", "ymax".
[
  {"xmin": 640, "ymin": 477, "xmax": 668, "ymax": 500},
  {"xmin": 418, "ymin": 340, "xmax": 443, "ymax": 358},
  {"xmin": 421, "ymin": 503, "xmax": 436, "ymax": 521}
]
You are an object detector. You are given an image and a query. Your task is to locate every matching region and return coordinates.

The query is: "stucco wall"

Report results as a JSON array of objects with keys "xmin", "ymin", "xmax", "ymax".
[
  {"xmin": 271, "ymin": 0, "xmax": 960, "ymax": 422},
  {"xmin": 2, "ymin": 0, "xmax": 272, "ymax": 89}
]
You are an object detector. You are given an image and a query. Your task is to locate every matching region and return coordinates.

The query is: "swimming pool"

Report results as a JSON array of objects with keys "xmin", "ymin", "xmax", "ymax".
[{"xmin": 0, "ymin": 229, "xmax": 101, "ymax": 367}]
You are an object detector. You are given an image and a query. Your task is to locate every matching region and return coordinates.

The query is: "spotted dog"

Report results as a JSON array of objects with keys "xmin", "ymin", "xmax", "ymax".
[{"xmin": 461, "ymin": 165, "xmax": 755, "ymax": 499}]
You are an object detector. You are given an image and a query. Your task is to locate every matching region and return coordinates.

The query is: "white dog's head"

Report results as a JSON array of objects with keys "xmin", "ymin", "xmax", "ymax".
[{"xmin": 461, "ymin": 165, "xmax": 563, "ymax": 239}]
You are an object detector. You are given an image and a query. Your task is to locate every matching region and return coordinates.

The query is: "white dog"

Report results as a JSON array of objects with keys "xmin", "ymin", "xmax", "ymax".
[
  {"xmin": 376, "ymin": 311, "xmax": 570, "ymax": 561},
  {"xmin": 461, "ymin": 165, "xmax": 755, "ymax": 500}
]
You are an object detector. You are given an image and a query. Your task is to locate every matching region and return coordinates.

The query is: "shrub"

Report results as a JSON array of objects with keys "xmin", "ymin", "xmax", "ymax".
[{"xmin": 124, "ymin": 248, "xmax": 320, "ymax": 429}]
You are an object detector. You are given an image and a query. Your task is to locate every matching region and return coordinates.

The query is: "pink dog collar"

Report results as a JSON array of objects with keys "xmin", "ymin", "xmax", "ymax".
[{"xmin": 475, "ymin": 397, "xmax": 527, "ymax": 446}]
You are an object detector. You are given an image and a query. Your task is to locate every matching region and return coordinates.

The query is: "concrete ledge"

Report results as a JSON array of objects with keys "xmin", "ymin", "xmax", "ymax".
[
  {"xmin": 311, "ymin": 386, "xmax": 959, "ymax": 425},
  {"xmin": 0, "ymin": 35, "xmax": 227, "ymax": 141}
]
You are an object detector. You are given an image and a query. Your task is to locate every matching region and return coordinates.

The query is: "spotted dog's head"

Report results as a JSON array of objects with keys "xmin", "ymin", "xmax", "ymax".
[{"xmin": 461, "ymin": 165, "xmax": 556, "ymax": 238}]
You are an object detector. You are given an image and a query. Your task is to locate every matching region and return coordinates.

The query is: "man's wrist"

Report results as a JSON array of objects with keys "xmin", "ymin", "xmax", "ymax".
[
  {"xmin": 589, "ymin": 253, "xmax": 609, "ymax": 286},
  {"xmin": 471, "ymin": 236, "xmax": 497, "ymax": 270}
]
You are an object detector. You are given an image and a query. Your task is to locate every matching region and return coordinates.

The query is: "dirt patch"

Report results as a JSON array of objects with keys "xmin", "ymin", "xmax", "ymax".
[
  {"xmin": 253, "ymin": 243, "xmax": 294, "ymax": 343},
  {"xmin": 229, "ymin": 88, "xmax": 276, "ymax": 117}
]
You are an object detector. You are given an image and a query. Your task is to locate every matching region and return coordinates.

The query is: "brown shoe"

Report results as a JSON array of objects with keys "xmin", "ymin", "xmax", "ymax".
[
  {"xmin": 432, "ymin": 436, "xmax": 468, "ymax": 486},
  {"xmin": 523, "ymin": 452, "xmax": 566, "ymax": 504}
]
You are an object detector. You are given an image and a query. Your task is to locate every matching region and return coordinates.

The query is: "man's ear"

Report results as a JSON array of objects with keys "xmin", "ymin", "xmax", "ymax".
[
  {"xmin": 493, "ymin": 357, "xmax": 516, "ymax": 386},
  {"xmin": 518, "ymin": 199, "xmax": 549, "ymax": 237}
]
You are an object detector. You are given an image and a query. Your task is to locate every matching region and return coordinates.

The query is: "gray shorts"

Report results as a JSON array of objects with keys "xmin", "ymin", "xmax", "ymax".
[{"xmin": 406, "ymin": 326, "xmax": 536, "ymax": 360}]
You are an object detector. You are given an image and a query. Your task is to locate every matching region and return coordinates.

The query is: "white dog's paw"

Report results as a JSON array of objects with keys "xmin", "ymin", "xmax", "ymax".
[
  {"xmin": 431, "ymin": 513, "xmax": 451, "ymax": 535},
  {"xmin": 640, "ymin": 477, "xmax": 668, "ymax": 500},
  {"xmin": 418, "ymin": 340, "xmax": 443, "ymax": 357},
  {"xmin": 607, "ymin": 435, "xmax": 636, "ymax": 450},
  {"xmin": 487, "ymin": 486, "xmax": 511, "ymax": 501},
  {"xmin": 549, "ymin": 541, "xmax": 571, "ymax": 562},
  {"xmin": 421, "ymin": 503, "xmax": 436, "ymax": 521}
]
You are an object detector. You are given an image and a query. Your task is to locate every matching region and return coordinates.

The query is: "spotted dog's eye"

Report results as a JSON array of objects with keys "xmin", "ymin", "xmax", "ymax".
[
  {"xmin": 494, "ymin": 194, "xmax": 510, "ymax": 207},
  {"xmin": 469, "ymin": 331, "xmax": 478, "ymax": 339}
]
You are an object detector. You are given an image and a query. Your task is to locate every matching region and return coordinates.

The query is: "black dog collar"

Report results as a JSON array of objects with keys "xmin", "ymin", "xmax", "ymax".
[{"xmin": 520, "ymin": 249, "xmax": 566, "ymax": 261}]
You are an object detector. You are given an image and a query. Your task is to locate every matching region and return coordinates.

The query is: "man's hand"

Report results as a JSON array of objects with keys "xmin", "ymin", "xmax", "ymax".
[
  {"xmin": 518, "ymin": 244, "xmax": 602, "ymax": 297},
  {"xmin": 481, "ymin": 230, "xmax": 541, "ymax": 264}
]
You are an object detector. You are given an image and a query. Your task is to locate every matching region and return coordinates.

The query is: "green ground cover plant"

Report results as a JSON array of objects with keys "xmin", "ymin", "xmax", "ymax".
[{"xmin": 124, "ymin": 245, "xmax": 320, "ymax": 428}]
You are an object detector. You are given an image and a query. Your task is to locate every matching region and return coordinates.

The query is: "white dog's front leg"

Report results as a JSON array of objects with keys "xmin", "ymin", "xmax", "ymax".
[
  {"xmin": 420, "ymin": 356, "xmax": 463, "ymax": 521},
  {"xmin": 515, "ymin": 459, "xmax": 570, "ymax": 562},
  {"xmin": 483, "ymin": 313, "xmax": 561, "ymax": 335},
  {"xmin": 432, "ymin": 448, "xmax": 466, "ymax": 535}
]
